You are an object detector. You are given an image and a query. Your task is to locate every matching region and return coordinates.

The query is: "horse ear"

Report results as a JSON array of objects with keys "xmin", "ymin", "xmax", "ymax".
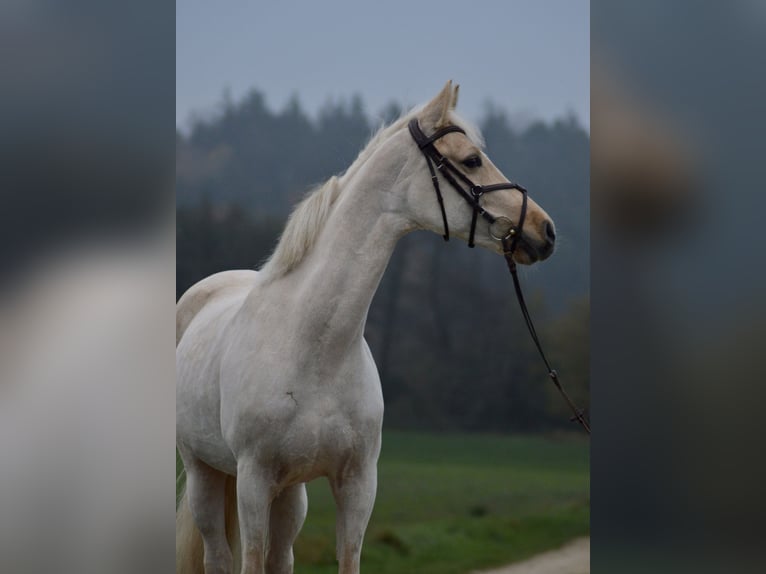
[
  {"xmin": 452, "ymin": 84, "xmax": 460, "ymax": 109},
  {"xmin": 420, "ymin": 80, "xmax": 454, "ymax": 130}
]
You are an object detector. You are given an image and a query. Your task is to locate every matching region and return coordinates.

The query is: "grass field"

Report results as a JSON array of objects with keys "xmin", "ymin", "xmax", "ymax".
[{"xmin": 177, "ymin": 431, "xmax": 589, "ymax": 574}]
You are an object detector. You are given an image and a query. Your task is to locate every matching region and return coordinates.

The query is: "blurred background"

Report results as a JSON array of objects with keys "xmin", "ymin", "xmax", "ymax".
[
  {"xmin": 591, "ymin": 1, "xmax": 766, "ymax": 573},
  {"xmin": 1, "ymin": 2, "xmax": 175, "ymax": 574},
  {"xmin": 176, "ymin": 1, "xmax": 589, "ymax": 573}
]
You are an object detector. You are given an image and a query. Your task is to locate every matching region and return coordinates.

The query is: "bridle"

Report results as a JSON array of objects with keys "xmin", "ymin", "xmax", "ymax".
[
  {"xmin": 408, "ymin": 118, "xmax": 527, "ymax": 249},
  {"xmin": 408, "ymin": 118, "xmax": 591, "ymax": 434}
]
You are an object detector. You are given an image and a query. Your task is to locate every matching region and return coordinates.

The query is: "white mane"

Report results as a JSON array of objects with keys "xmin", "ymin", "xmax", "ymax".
[{"xmin": 259, "ymin": 109, "xmax": 482, "ymax": 280}]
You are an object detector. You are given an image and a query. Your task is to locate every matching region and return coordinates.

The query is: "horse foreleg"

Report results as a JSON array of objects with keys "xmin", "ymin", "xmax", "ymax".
[
  {"xmin": 266, "ymin": 483, "xmax": 308, "ymax": 574},
  {"xmin": 236, "ymin": 460, "xmax": 276, "ymax": 574},
  {"xmin": 330, "ymin": 466, "xmax": 377, "ymax": 574},
  {"xmin": 181, "ymin": 453, "xmax": 234, "ymax": 574}
]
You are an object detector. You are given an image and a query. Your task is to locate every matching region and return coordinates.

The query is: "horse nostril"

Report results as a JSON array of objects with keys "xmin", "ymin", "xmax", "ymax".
[{"xmin": 544, "ymin": 221, "xmax": 556, "ymax": 243}]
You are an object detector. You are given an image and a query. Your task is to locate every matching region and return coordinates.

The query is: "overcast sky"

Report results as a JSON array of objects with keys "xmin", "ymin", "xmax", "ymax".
[{"xmin": 177, "ymin": 0, "xmax": 589, "ymax": 130}]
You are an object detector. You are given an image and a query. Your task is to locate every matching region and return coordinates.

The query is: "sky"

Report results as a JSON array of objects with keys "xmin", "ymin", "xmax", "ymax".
[{"xmin": 177, "ymin": 0, "xmax": 589, "ymax": 131}]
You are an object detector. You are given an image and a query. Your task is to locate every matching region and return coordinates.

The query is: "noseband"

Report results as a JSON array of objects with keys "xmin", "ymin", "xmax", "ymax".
[
  {"xmin": 408, "ymin": 118, "xmax": 528, "ymax": 250},
  {"xmin": 409, "ymin": 118, "xmax": 591, "ymax": 434}
]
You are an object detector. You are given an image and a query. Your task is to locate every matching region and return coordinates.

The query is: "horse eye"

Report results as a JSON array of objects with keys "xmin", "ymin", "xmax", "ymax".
[{"xmin": 462, "ymin": 155, "xmax": 482, "ymax": 169}]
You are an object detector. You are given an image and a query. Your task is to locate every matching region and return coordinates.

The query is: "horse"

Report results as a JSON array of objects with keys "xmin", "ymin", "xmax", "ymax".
[{"xmin": 176, "ymin": 81, "xmax": 556, "ymax": 574}]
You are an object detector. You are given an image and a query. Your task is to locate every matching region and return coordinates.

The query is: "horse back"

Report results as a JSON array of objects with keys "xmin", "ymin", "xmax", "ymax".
[{"xmin": 176, "ymin": 270, "xmax": 259, "ymax": 345}]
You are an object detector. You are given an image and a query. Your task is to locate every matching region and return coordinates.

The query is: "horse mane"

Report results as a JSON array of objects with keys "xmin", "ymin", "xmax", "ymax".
[
  {"xmin": 259, "ymin": 175, "xmax": 343, "ymax": 280},
  {"xmin": 259, "ymin": 108, "xmax": 482, "ymax": 281}
]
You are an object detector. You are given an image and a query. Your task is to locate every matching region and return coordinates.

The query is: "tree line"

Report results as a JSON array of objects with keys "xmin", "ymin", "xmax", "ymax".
[{"xmin": 177, "ymin": 89, "xmax": 589, "ymax": 432}]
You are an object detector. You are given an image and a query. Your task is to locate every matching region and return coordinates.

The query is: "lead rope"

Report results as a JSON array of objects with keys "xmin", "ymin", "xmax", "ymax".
[{"xmin": 502, "ymin": 238, "xmax": 591, "ymax": 435}]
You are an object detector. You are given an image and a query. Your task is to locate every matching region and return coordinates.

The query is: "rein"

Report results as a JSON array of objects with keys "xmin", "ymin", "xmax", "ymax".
[
  {"xmin": 501, "ymin": 240, "xmax": 591, "ymax": 434},
  {"xmin": 408, "ymin": 118, "xmax": 591, "ymax": 435}
]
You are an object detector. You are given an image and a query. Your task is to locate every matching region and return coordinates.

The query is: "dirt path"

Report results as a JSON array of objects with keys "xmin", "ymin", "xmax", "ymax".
[{"xmin": 473, "ymin": 537, "xmax": 590, "ymax": 574}]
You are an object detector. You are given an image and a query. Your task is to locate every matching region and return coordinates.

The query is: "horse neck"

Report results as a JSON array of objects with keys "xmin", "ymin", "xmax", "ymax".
[{"xmin": 283, "ymin": 147, "xmax": 413, "ymax": 351}]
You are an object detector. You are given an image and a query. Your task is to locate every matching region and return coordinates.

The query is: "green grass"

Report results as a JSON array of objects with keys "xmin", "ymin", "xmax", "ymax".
[{"xmin": 178, "ymin": 431, "xmax": 589, "ymax": 574}]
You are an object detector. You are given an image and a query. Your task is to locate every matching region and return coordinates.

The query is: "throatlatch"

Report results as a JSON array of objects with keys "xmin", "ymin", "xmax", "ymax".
[{"xmin": 409, "ymin": 118, "xmax": 590, "ymax": 434}]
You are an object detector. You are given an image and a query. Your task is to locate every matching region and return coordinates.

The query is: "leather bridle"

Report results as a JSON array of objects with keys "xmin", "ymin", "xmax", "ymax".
[
  {"xmin": 409, "ymin": 118, "xmax": 591, "ymax": 434},
  {"xmin": 408, "ymin": 118, "xmax": 528, "ymax": 249}
]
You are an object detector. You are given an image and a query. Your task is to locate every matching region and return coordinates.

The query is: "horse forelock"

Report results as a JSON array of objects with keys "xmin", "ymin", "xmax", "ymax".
[{"xmin": 446, "ymin": 110, "xmax": 485, "ymax": 149}]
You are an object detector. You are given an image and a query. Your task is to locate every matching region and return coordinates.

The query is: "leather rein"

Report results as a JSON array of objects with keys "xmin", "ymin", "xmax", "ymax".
[{"xmin": 408, "ymin": 118, "xmax": 591, "ymax": 435}]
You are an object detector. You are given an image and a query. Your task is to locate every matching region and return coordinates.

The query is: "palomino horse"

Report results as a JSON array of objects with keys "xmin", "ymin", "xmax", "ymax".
[{"xmin": 176, "ymin": 82, "xmax": 556, "ymax": 574}]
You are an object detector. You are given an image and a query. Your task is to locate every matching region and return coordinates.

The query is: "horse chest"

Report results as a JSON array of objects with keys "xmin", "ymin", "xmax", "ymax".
[
  {"xmin": 224, "ymin": 376, "xmax": 383, "ymax": 483},
  {"xmin": 217, "ymin": 321, "xmax": 383, "ymax": 481}
]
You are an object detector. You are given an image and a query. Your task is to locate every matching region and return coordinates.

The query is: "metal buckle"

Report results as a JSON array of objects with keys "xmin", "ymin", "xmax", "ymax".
[{"xmin": 489, "ymin": 216, "xmax": 516, "ymax": 241}]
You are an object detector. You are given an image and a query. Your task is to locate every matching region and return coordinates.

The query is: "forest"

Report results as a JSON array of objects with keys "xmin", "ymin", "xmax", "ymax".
[{"xmin": 177, "ymin": 89, "xmax": 590, "ymax": 431}]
